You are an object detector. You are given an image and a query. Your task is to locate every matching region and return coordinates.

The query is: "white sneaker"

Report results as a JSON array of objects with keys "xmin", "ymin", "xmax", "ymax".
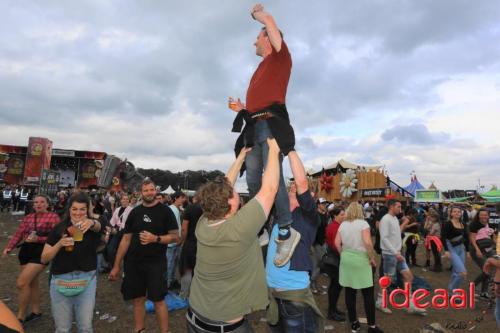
[
  {"xmin": 273, "ymin": 227, "xmax": 301, "ymax": 267},
  {"xmin": 405, "ymin": 303, "xmax": 427, "ymax": 316},
  {"xmin": 375, "ymin": 297, "xmax": 392, "ymax": 314}
]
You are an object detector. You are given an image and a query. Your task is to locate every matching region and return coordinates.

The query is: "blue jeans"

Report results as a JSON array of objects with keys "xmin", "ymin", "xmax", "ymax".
[
  {"xmin": 166, "ymin": 245, "xmax": 180, "ymax": 286},
  {"xmin": 96, "ymin": 253, "xmax": 107, "ymax": 273},
  {"xmin": 50, "ymin": 270, "xmax": 97, "ymax": 333},
  {"xmin": 245, "ymin": 121, "xmax": 292, "ymax": 228},
  {"xmin": 382, "ymin": 253, "xmax": 409, "ymax": 285},
  {"xmin": 269, "ymin": 299, "xmax": 316, "ymax": 333},
  {"xmin": 446, "ymin": 241, "xmax": 466, "ymax": 292}
]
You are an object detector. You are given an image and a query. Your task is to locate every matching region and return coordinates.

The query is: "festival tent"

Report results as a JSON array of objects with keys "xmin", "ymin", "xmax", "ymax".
[
  {"xmin": 323, "ymin": 159, "xmax": 383, "ymax": 172},
  {"xmin": 481, "ymin": 189, "xmax": 500, "ymax": 203},
  {"xmin": 404, "ymin": 175, "xmax": 425, "ymax": 196},
  {"xmin": 161, "ymin": 185, "xmax": 176, "ymax": 195},
  {"xmin": 445, "ymin": 193, "xmax": 500, "ymax": 204},
  {"xmin": 307, "ymin": 159, "xmax": 383, "ymax": 176},
  {"xmin": 482, "ymin": 189, "xmax": 500, "ymax": 198}
]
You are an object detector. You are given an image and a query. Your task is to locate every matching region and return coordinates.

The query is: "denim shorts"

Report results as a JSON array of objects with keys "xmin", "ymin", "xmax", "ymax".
[{"xmin": 382, "ymin": 253, "xmax": 409, "ymax": 278}]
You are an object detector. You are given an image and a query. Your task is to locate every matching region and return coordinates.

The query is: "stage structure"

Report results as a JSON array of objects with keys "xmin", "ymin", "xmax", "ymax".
[
  {"xmin": 306, "ymin": 159, "xmax": 409, "ymax": 203},
  {"xmin": 0, "ymin": 137, "xmax": 106, "ymax": 189}
]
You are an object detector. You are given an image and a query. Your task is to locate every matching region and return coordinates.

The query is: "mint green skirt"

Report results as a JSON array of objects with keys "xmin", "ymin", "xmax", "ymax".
[{"xmin": 339, "ymin": 249, "xmax": 374, "ymax": 289}]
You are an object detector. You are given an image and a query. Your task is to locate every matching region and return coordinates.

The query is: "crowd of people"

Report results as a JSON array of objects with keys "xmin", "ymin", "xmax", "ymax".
[
  {"xmin": 0, "ymin": 3, "xmax": 499, "ymax": 333},
  {"xmin": 0, "ymin": 183, "xmax": 201, "ymax": 332},
  {"xmin": 2, "ymin": 179, "xmax": 500, "ymax": 332}
]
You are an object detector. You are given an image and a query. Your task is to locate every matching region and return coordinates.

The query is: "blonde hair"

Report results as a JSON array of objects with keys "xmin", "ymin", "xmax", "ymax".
[{"xmin": 345, "ymin": 202, "xmax": 365, "ymax": 221}]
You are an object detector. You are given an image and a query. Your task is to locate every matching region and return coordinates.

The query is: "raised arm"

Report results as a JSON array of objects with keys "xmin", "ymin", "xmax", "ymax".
[
  {"xmin": 255, "ymin": 138, "xmax": 280, "ymax": 217},
  {"xmin": 288, "ymin": 151, "xmax": 307, "ymax": 195},
  {"xmin": 226, "ymin": 148, "xmax": 251, "ymax": 186},
  {"xmin": 251, "ymin": 4, "xmax": 283, "ymax": 52}
]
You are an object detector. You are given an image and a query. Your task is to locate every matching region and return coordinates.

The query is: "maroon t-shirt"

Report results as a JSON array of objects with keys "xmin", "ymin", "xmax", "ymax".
[{"xmin": 246, "ymin": 41, "xmax": 292, "ymax": 113}]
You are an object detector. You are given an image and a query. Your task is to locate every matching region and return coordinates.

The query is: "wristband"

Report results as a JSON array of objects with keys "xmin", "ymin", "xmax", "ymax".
[{"xmin": 156, "ymin": 235, "xmax": 161, "ymax": 243}]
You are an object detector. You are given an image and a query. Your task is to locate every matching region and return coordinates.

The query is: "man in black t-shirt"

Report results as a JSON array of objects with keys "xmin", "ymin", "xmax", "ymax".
[{"xmin": 109, "ymin": 179, "xmax": 179, "ymax": 333}]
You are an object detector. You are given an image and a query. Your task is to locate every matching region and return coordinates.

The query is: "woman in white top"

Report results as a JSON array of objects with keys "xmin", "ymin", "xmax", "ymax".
[{"xmin": 335, "ymin": 202, "xmax": 382, "ymax": 333}]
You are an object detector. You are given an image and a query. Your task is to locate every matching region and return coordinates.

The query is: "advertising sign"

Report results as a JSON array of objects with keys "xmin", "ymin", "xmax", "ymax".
[
  {"xmin": 39, "ymin": 169, "xmax": 60, "ymax": 198},
  {"xmin": 0, "ymin": 153, "xmax": 8, "ymax": 181},
  {"xmin": 415, "ymin": 189, "xmax": 442, "ymax": 203},
  {"xmin": 52, "ymin": 149, "xmax": 75, "ymax": 157},
  {"xmin": 78, "ymin": 160, "xmax": 98, "ymax": 188},
  {"xmin": 24, "ymin": 137, "xmax": 53, "ymax": 184},
  {"xmin": 361, "ymin": 187, "xmax": 389, "ymax": 198},
  {"xmin": 2, "ymin": 155, "xmax": 24, "ymax": 184}
]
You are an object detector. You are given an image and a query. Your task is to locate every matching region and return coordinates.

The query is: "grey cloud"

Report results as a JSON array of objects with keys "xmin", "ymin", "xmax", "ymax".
[
  {"xmin": 381, "ymin": 124, "xmax": 450, "ymax": 145},
  {"xmin": 0, "ymin": 0, "xmax": 499, "ymax": 186},
  {"xmin": 296, "ymin": 137, "xmax": 317, "ymax": 151}
]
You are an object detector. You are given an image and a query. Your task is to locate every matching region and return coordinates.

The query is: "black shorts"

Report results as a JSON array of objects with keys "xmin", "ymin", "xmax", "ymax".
[
  {"xmin": 18, "ymin": 243, "xmax": 45, "ymax": 266},
  {"xmin": 179, "ymin": 240, "xmax": 197, "ymax": 275},
  {"xmin": 121, "ymin": 258, "xmax": 168, "ymax": 302}
]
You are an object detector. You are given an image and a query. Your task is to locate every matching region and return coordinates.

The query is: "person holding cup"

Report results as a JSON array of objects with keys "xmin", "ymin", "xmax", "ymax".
[
  {"xmin": 2, "ymin": 194, "xmax": 60, "ymax": 324},
  {"xmin": 41, "ymin": 192, "xmax": 101, "ymax": 333},
  {"xmin": 229, "ymin": 4, "xmax": 299, "ymax": 268}
]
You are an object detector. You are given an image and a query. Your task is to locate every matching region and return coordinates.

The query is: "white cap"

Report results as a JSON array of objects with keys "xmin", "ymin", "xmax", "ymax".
[{"xmin": 318, "ymin": 197, "xmax": 327, "ymax": 204}]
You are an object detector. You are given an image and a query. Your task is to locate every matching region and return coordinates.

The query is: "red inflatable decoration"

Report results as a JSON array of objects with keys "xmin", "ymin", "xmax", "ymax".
[{"xmin": 320, "ymin": 172, "xmax": 333, "ymax": 193}]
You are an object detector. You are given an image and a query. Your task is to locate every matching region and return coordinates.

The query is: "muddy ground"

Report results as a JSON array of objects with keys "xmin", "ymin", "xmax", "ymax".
[{"xmin": 0, "ymin": 212, "xmax": 497, "ymax": 332}]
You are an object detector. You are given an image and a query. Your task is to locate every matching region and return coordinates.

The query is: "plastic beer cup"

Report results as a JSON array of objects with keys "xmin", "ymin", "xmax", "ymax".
[
  {"xmin": 65, "ymin": 237, "xmax": 75, "ymax": 252},
  {"xmin": 73, "ymin": 225, "xmax": 84, "ymax": 242},
  {"xmin": 228, "ymin": 97, "xmax": 238, "ymax": 111}
]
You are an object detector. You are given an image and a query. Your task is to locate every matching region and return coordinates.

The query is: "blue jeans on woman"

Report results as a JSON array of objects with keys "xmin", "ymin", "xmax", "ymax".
[
  {"xmin": 446, "ymin": 241, "xmax": 466, "ymax": 293},
  {"xmin": 245, "ymin": 121, "xmax": 292, "ymax": 228},
  {"xmin": 269, "ymin": 299, "xmax": 316, "ymax": 333},
  {"xmin": 50, "ymin": 270, "xmax": 97, "ymax": 333}
]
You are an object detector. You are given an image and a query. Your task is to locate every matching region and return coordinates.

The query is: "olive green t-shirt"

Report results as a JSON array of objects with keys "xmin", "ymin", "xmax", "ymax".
[{"xmin": 189, "ymin": 198, "xmax": 268, "ymax": 322}]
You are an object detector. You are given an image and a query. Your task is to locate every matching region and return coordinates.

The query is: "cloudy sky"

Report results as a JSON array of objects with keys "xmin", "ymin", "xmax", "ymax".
[{"xmin": 1, "ymin": 0, "xmax": 499, "ymax": 191}]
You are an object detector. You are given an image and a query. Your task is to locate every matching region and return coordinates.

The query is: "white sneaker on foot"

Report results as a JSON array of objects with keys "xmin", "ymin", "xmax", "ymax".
[
  {"xmin": 405, "ymin": 303, "xmax": 427, "ymax": 316},
  {"xmin": 273, "ymin": 227, "xmax": 301, "ymax": 267},
  {"xmin": 375, "ymin": 297, "xmax": 392, "ymax": 314}
]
